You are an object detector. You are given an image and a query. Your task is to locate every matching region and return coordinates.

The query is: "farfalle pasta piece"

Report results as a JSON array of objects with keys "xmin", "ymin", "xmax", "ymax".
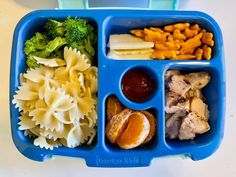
[
  {"xmin": 13, "ymin": 82, "xmax": 39, "ymax": 101},
  {"xmin": 12, "ymin": 99, "xmax": 35, "ymax": 113},
  {"xmin": 85, "ymin": 75, "xmax": 97, "ymax": 95},
  {"xmin": 13, "ymin": 46, "xmax": 98, "ymax": 150},
  {"xmin": 55, "ymin": 47, "xmax": 91, "ymax": 81},
  {"xmin": 63, "ymin": 81, "xmax": 96, "ymax": 118},
  {"xmin": 83, "ymin": 66, "xmax": 98, "ymax": 94},
  {"xmin": 23, "ymin": 67, "xmax": 59, "ymax": 99},
  {"xmin": 34, "ymin": 136, "xmax": 61, "ymax": 150},
  {"xmin": 76, "ymin": 88, "xmax": 96, "ymax": 118},
  {"xmin": 34, "ymin": 56, "xmax": 66, "ymax": 67},
  {"xmin": 77, "ymin": 72, "xmax": 86, "ymax": 94},
  {"xmin": 28, "ymin": 126, "xmax": 41, "ymax": 137},
  {"xmin": 40, "ymin": 124, "xmax": 71, "ymax": 141},
  {"xmin": 24, "ymin": 129, "xmax": 37, "ymax": 138},
  {"xmin": 29, "ymin": 88, "xmax": 75, "ymax": 131},
  {"xmin": 86, "ymin": 107, "xmax": 98, "ymax": 127},
  {"xmin": 23, "ymin": 67, "xmax": 55, "ymax": 84},
  {"xmin": 18, "ymin": 112, "xmax": 36, "ymax": 130},
  {"xmin": 64, "ymin": 126, "xmax": 82, "ymax": 148},
  {"xmin": 62, "ymin": 80, "xmax": 85, "ymax": 101},
  {"xmin": 20, "ymin": 73, "xmax": 27, "ymax": 85},
  {"xmin": 64, "ymin": 121, "xmax": 96, "ymax": 148},
  {"xmin": 80, "ymin": 119, "xmax": 97, "ymax": 145}
]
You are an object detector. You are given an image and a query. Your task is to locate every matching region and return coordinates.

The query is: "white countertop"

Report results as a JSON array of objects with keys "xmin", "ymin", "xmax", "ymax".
[{"xmin": 0, "ymin": 0, "xmax": 235, "ymax": 176}]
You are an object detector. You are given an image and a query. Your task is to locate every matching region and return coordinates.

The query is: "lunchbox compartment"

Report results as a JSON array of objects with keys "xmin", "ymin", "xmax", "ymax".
[
  {"xmin": 163, "ymin": 66, "xmax": 224, "ymax": 156},
  {"xmin": 104, "ymin": 100, "xmax": 159, "ymax": 152},
  {"xmin": 120, "ymin": 66, "xmax": 158, "ymax": 103},
  {"xmin": 104, "ymin": 14, "xmax": 220, "ymax": 60},
  {"xmin": 10, "ymin": 11, "xmax": 100, "ymax": 160}
]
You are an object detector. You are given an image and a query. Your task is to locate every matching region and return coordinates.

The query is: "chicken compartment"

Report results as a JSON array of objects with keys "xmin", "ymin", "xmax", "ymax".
[{"xmin": 164, "ymin": 67, "xmax": 221, "ymax": 148}]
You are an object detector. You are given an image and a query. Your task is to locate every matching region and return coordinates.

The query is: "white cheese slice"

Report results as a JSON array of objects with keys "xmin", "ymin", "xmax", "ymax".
[
  {"xmin": 107, "ymin": 49, "xmax": 153, "ymax": 60},
  {"xmin": 108, "ymin": 34, "xmax": 154, "ymax": 50}
]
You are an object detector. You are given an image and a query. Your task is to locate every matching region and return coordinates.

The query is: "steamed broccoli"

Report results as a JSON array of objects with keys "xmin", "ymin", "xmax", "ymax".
[
  {"xmin": 44, "ymin": 19, "xmax": 65, "ymax": 38},
  {"xmin": 43, "ymin": 17, "xmax": 97, "ymax": 60},
  {"xmin": 24, "ymin": 17, "xmax": 97, "ymax": 69},
  {"xmin": 64, "ymin": 17, "xmax": 89, "ymax": 43},
  {"xmin": 26, "ymin": 55, "xmax": 40, "ymax": 69},
  {"xmin": 64, "ymin": 17, "xmax": 97, "ymax": 59},
  {"xmin": 24, "ymin": 36, "xmax": 67, "ymax": 68},
  {"xmin": 38, "ymin": 37, "xmax": 67, "ymax": 57},
  {"xmin": 24, "ymin": 32, "xmax": 48, "ymax": 55}
]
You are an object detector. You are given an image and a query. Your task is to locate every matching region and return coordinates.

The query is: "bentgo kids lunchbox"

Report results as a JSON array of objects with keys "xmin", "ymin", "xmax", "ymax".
[{"xmin": 10, "ymin": 0, "xmax": 225, "ymax": 167}]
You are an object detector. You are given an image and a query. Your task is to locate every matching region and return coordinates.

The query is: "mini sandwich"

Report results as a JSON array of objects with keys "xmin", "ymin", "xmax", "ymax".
[{"xmin": 107, "ymin": 34, "xmax": 154, "ymax": 59}]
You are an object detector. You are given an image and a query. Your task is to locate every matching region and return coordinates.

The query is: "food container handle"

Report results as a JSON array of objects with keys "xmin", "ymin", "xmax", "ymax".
[{"xmin": 58, "ymin": 0, "xmax": 178, "ymax": 10}]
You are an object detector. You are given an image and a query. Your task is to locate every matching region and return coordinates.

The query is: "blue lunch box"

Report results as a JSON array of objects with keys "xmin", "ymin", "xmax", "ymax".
[{"xmin": 10, "ymin": 9, "xmax": 225, "ymax": 167}]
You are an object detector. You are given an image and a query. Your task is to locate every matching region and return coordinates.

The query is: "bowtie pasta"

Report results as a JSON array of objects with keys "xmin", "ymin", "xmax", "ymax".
[{"xmin": 13, "ymin": 47, "xmax": 98, "ymax": 150}]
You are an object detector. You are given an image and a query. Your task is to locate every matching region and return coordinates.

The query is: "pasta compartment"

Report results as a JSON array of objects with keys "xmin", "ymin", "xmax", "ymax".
[{"xmin": 10, "ymin": 10, "xmax": 99, "ymax": 158}]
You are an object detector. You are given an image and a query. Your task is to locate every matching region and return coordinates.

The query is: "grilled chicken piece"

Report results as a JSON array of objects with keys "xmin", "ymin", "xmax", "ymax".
[
  {"xmin": 187, "ymin": 72, "xmax": 211, "ymax": 90},
  {"xmin": 190, "ymin": 97, "xmax": 209, "ymax": 120},
  {"xmin": 165, "ymin": 91, "xmax": 190, "ymax": 113},
  {"xmin": 168, "ymin": 75, "xmax": 191, "ymax": 97},
  {"xmin": 165, "ymin": 113, "xmax": 173, "ymax": 120},
  {"xmin": 165, "ymin": 70, "xmax": 180, "ymax": 88},
  {"xmin": 179, "ymin": 112, "xmax": 210, "ymax": 140},
  {"xmin": 166, "ymin": 111, "xmax": 186, "ymax": 139},
  {"xmin": 185, "ymin": 89, "xmax": 204, "ymax": 99}
]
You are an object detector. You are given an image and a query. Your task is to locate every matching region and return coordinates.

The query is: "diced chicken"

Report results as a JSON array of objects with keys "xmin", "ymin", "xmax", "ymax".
[
  {"xmin": 185, "ymin": 89, "xmax": 204, "ymax": 99},
  {"xmin": 165, "ymin": 113, "xmax": 173, "ymax": 121},
  {"xmin": 168, "ymin": 75, "xmax": 191, "ymax": 97},
  {"xmin": 179, "ymin": 112, "xmax": 210, "ymax": 140},
  {"xmin": 165, "ymin": 70, "xmax": 211, "ymax": 141},
  {"xmin": 166, "ymin": 119, "xmax": 182, "ymax": 139},
  {"xmin": 190, "ymin": 97, "xmax": 209, "ymax": 120},
  {"xmin": 166, "ymin": 111, "xmax": 186, "ymax": 139},
  {"xmin": 165, "ymin": 70, "xmax": 180, "ymax": 87},
  {"xmin": 187, "ymin": 72, "xmax": 211, "ymax": 90},
  {"xmin": 165, "ymin": 91, "xmax": 190, "ymax": 113}
]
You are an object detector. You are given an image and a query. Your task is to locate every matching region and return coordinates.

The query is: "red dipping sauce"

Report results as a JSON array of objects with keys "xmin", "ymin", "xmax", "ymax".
[{"xmin": 121, "ymin": 69, "xmax": 156, "ymax": 102}]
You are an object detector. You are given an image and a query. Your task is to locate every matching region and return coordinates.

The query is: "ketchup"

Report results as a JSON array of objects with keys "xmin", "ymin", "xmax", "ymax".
[{"xmin": 121, "ymin": 69, "xmax": 156, "ymax": 102}]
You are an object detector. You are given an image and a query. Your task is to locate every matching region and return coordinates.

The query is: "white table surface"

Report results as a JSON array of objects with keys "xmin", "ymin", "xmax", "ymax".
[{"xmin": 0, "ymin": 0, "xmax": 235, "ymax": 176}]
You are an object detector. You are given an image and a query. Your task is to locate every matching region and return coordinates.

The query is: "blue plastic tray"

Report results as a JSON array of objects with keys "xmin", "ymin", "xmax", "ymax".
[{"xmin": 10, "ymin": 10, "xmax": 225, "ymax": 167}]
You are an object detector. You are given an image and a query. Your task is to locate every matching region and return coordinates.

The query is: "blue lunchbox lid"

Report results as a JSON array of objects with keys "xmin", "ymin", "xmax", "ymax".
[{"xmin": 58, "ymin": 0, "xmax": 178, "ymax": 10}]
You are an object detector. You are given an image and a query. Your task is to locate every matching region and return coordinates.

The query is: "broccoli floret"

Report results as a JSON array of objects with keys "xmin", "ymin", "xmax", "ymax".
[
  {"xmin": 44, "ymin": 37, "xmax": 67, "ymax": 56},
  {"xmin": 44, "ymin": 19, "xmax": 65, "ymax": 38},
  {"xmin": 26, "ymin": 55, "xmax": 40, "ymax": 69},
  {"xmin": 24, "ymin": 17, "xmax": 97, "ymax": 69},
  {"xmin": 64, "ymin": 17, "xmax": 89, "ymax": 44},
  {"xmin": 84, "ymin": 26, "xmax": 97, "ymax": 57},
  {"xmin": 50, "ymin": 49, "xmax": 64, "ymax": 59},
  {"xmin": 24, "ymin": 33, "xmax": 48, "ymax": 55},
  {"xmin": 24, "ymin": 37, "xmax": 67, "ymax": 68},
  {"xmin": 63, "ymin": 17, "xmax": 97, "ymax": 60}
]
